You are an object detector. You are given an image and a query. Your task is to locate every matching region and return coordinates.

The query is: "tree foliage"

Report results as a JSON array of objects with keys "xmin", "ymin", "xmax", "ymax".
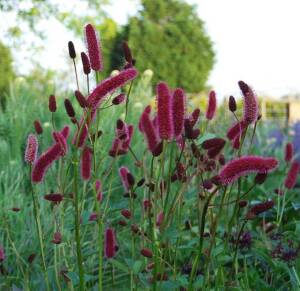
[
  {"xmin": 0, "ymin": 42, "xmax": 14, "ymax": 108},
  {"xmin": 112, "ymin": 0, "xmax": 215, "ymax": 92}
]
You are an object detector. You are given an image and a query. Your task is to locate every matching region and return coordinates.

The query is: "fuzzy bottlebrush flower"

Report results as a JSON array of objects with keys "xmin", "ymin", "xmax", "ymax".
[
  {"xmin": 87, "ymin": 67, "xmax": 138, "ymax": 110},
  {"xmin": 202, "ymin": 138, "xmax": 225, "ymax": 150},
  {"xmin": 44, "ymin": 193, "xmax": 64, "ymax": 204},
  {"xmin": 184, "ymin": 119, "xmax": 200, "ymax": 140},
  {"xmin": 75, "ymin": 90, "xmax": 88, "ymax": 108},
  {"xmin": 246, "ymin": 200, "xmax": 274, "ymax": 219},
  {"xmin": 139, "ymin": 106, "xmax": 161, "ymax": 155},
  {"xmin": 80, "ymin": 52, "xmax": 91, "ymax": 75},
  {"xmin": 34, "ymin": 120, "xmax": 43, "ymax": 135},
  {"xmin": 285, "ymin": 143, "xmax": 294, "ymax": 162},
  {"xmin": 105, "ymin": 228, "xmax": 116, "ymax": 259},
  {"xmin": 219, "ymin": 156, "xmax": 279, "ymax": 185},
  {"xmin": 81, "ymin": 146, "xmax": 92, "ymax": 181},
  {"xmin": 31, "ymin": 143, "xmax": 62, "ymax": 183},
  {"xmin": 172, "ymin": 88, "xmax": 186, "ymax": 137},
  {"xmin": 238, "ymin": 81, "xmax": 258, "ymax": 125},
  {"xmin": 284, "ymin": 161, "xmax": 300, "ymax": 189},
  {"xmin": 119, "ymin": 166, "xmax": 131, "ymax": 192},
  {"xmin": 227, "ymin": 120, "xmax": 248, "ymax": 140},
  {"xmin": 157, "ymin": 82, "xmax": 173, "ymax": 140},
  {"xmin": 49, "ymin": 95, "xmax": 57, "ymax": 112},
  {"xmin": 206, "ymin": 90, "xmax": 217, "ymax": 120},
  {"xmin": 85, "ymin": 24, "xmax": 103, "ymax": 72},
  {"xmin": 25, "ymin": 134, "xmax": 38, "ymax": 164}
]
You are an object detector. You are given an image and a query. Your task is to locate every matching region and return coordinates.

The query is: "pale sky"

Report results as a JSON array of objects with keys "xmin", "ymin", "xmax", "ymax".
[{"xmin": 2, "ymin": 0, "xmax": 300, "ymax": 98}]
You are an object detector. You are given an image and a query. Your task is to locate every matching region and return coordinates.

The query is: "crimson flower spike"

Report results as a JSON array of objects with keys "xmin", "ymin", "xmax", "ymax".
[
  {"xmin": 87, "ymin": 67, "xmax": 138, "ymax": 110},
  {"xmin": 31, "ymin": 143, "xmax": 62, "ymax": 183},
  {"xmin": 157, "ymin": 82, "xmax": 173, "ymax": 140},
  {"xmin": 246, "ymin": 200, "xmax": 274, "ymax": 219},
  {"xmin": 172, "ymin": 88, "xmax": 185, "ymax": 137},
  {"xmin": 49, "ymin": 95, "xmax": 57, "ymax": 113},
  {"xmin": 139, "ymin": 106, "xmax": 161, "ymax": 155},
  {"xmin": 219, "ymin": 155, "xmax": 279, "ymax": 185},
  {"xmin": 238, "ymin": 81, "xmax": 258, "ymax": 125},
  {"xmin": 284, "ymin": 143, "xmax": 294, "ymax": 163},
  {"xmin": 284, "ymin": 161, "xmax": 300, "ymax": 189},
  {"xmin": 85, "ymin": 24, "xmax": 103, "ymax": 72},
  {"xmin": 206, "ymin": 90, "xmax": 217, "ymax": 120},
  {"xmin": 80, "ymin": 52, "xmax": 91, "ymax": 75},
  {"xmin": 25, "ymin": 134, "xmax": 38, "ymax": 164},
  {"xmin": 81, "ymin": 146, "xmax": 92, "ymax": 181},
  {"xmin": 105, "ymin": 228, "xmax": 116, "ymax": 258}
]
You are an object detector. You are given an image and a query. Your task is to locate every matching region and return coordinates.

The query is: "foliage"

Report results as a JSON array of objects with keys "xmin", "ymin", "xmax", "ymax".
[
  {"xmin": 111, "ymin": 0, "xmax": 215, "ymax": 92},
  {"xmin": 0, "ymin": 42, "xmax": 14, "ymax": 108}
]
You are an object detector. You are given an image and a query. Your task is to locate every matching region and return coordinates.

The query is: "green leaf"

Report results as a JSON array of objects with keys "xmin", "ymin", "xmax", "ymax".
[
  {"xmin": 110, "ymin": 259, "xmax": 129, "ymax": 273},
  {"xmin": 133, "ymin": 260, "xmax": 143, "ymax": 274}
]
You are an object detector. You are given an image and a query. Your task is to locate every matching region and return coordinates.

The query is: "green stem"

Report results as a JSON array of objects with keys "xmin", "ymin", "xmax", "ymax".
[
  {"xmin": 73, "ymin": 159, "xmax": 85, "ymax": 290},
  {"xmin": 30, "ymin": 169, "xmax": 50, "ymax": 291}
]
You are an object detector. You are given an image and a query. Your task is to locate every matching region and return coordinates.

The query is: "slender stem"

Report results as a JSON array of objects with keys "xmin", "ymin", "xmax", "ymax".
[
  {"xmin": 29, "ymin": 169, "xmax": 50, "ymax": 291},
  {"xmin": 73, "ymin": 59, "xmax": 80, "ymax": 91},
  {"xmin": 73, "ymin": 158, "xmax": 85, "ymax": 290},
  {"xmin": 125, "ymin": 80, "xmax": 134, "ymax": 121}
]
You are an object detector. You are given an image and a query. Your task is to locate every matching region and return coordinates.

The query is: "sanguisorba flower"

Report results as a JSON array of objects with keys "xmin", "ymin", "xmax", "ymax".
[
  {"xmin": 172, "ymin": 88, "xmax": 185, "ymax": 137},
  {"xmin": 157, "ymin": 82, "xmax": 173, "ymax": 140},
  {"xmin": 246, "ymin": 200, "xmax": 274, "ymax": 219},
  {"xmin": 238, "ymin": 81, "xmax": 258, "ymax": 125},
  {"xmin": 49, "ymin": 94, "xmax": 57, "ymax": 112},
  {"xmin": 139, "ymin": 106, "xmax": 161, "ymax": 155},
  {"xmin": 119, "ymin": 166, "xmax": 131, "ymax": 192},
  {"xmin": 80, "ymin": 52, "xmax": 91, "ymax": 75},
  {"xmin": 206, "ymin": 90, "xmax": 217, "ymax": 120},
  {"xmin": 73, "ymin": 68, "xmax": 138, "ymax": 148},
  {"xmin": 105, "ymin": 228, "xmax": 116, "ymax": 258},
  {"xmin": 285, "ymin": 143, "xmax": 294, "ymax": 162},
  {"xmin": 81, "ymin": 146, "xmax": 92, "ymax": 181},
  {"xmin": 284, "ymin": 161, "xmax": 300, "ymax": 189},
  {"xmin": 219, "ymin": 155, "xmax": 279, "ymax": 185},
  {"xmin": 85, "ymin": 23, "xmax": 103, "ymax": 72},
  {"xmin": 25, "ymin": 134, "xmax": 38, "ymax": 164}
]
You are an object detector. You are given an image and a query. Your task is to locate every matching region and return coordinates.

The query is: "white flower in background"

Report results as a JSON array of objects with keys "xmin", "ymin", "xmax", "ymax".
[
  {"xmin": 143, "ymin": 69, "xmax": 153, "ymax": 78},
  {"xmin": 110, "ymin": 70, "xmax": 120, "ymax": 77},
  {"xmin": 133, "ymin": 102, "xmax": 143, "ymax": 109},
  {"xmin": 43, "ymin": 122, "xmax": 51, "ymax": 128}
]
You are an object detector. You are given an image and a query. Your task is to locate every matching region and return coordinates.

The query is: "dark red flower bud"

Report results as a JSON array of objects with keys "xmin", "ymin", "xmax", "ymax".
[
  {"xmin": 131, "ymin": 224, "xmax": 139, "ymax": 234},
  {"xmin": 211, "ymin": 175, "xmax": 221, "ymax": 185},
  {"xmin": 80, "ymin": 52, "xmax": 91, "ymax": 75},
  {"xmin": 44, "ymin": 193, "xmax": 64, "ymax": 204},
  {"xmin": 219, "ymin": 154, "xmax": 225, "ymax": 165},
  {"xmin": 137, "ymin": 178, "xmax": 145, "ymax": 187},
  {"xmin": 105, "ymin": 228, "xmax": 116, "ymax": 258},
  {"xmin": 64, "ymin": 99, "xmax": 75, "ymax": 118},
  {"xmin": 121, "ymin": 209, "xmax": 132, "ymax": 219},
  {"xmin": 284, "ymin": 161, "xmax": 300, "ymax": 189},
  {"xmin": 11, "ymin": 207, "xmax": 21, "ymax": 212},
  {"xmin": 52, "ymin": 232, "xmax": 62, "ymax": 244},
  {"xmin": 285, "ymin": 143, "xmax": 294, "ymax": 163},
  {"xmin": 27, "ymin": 253, "xmax": 36, "ymax": 264},
  {"xmin": 75, "ymin": 90, "xmax": 88, "ymax": 108},
  {"xmin": 143, "ymin": 199, "xmax": 152, "ymax": 211},
  {"xmin": 246, "ymin": 200, "xmax": 274, "ymax": 219},
  {"xmin": 255, "ymin": 172, "xmax": 268, "ymax": 184},
  {"xmin": 203, "ymin": 179, "xmax": 213, "ymax": 189},
  {"xmin": 34, "ymin": 120, "xmax": 43, "ymax": 135},
  {"xmin": 68, "ymin": 41, "xmax": 76, "ymax": 59},
  {"xmin": 122, "ymin": 41, "xmax": 133, "ymax": 64},
  {"xmin": 238, "ymin": 200, "xmax": 248, "ymax": 208},
  {"xmin": 112, "ymin": 93, "xmax": 126, "ymax": 105},
  {"xmin": 118, "ymin": 220, "xmax": 127, "ymax": 226},
  {"xmin": 126, "ymin": 172, "xmax": 135, "ymax": 187},
  {"xmin": 49, "ymin": 94, "xmax": 57, "ymax": 112},
  {"xmin": 141, "ymin": 248, "xmax": 153, "ymax": 258},
  {"xmin": 229, "ymin": 95, "xmax": 237, "ymax": 112},
  {"xmin": 202, "ymin": 138, "xmax": 226, "ymax": 150}
]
